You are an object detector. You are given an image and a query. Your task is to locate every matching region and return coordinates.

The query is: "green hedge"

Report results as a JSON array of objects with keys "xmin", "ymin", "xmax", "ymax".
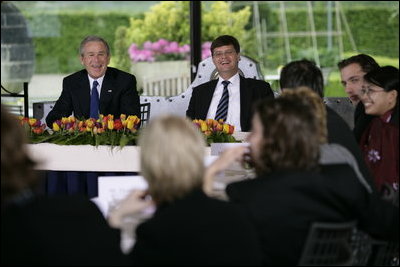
[
  {"xmin": 263, "ymin": 7, "xmax": 398, "ymax": 68},
  {"xmin": 26, "ymin": 12, "xmax": 130, "ymax": 73}
]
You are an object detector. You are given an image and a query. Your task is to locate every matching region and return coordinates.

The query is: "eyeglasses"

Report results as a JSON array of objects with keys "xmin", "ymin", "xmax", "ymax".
[
  {"xmin": 360, "ymin": 86, "xmax": 385, "ymax": 97},
  {"xmin": 213, "ymin": 50, "xmax": 236, "ymax": 58}
]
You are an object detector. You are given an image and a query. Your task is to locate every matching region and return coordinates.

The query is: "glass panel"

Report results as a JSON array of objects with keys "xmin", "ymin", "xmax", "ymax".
[{"xmin": 1, "ymin": 0, "xmax": 398, "ymax": 118}]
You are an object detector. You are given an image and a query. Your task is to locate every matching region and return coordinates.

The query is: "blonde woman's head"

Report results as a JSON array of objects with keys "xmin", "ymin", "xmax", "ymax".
[
  {"xmin": 280, "ymin": 86, "xmax": 327, "ymax": 144},
  {"xmin": 138, "ymin": 115, "xmax": 206, "ymax": 204}
]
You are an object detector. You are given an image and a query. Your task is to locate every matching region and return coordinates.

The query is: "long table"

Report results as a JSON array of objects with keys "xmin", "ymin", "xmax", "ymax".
[
  {"xmin": 27, "ymin": 143, "xmax": 142, "ymax": 172},
  {"xmin": 26, "ymin": 132, "xmax": 249, "ymax": 198}
]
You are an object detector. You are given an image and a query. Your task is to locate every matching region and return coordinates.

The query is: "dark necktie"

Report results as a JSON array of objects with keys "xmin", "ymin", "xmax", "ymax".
[
  {"xmin": 90, "ymin": 80, "xmax": 99, "ymax": 119},
  {"xmin": 215, "ymin": 80, "xmax": 230, "ymax": 122}
]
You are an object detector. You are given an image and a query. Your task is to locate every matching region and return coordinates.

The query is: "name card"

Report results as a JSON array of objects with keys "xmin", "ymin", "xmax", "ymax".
[
  {"xmin": 210, "ymin": 142, "xmax": 249, "ymax": 156},
  {"xmin": 92, "ymin": 176, "xmax": 148, "ymax": 216}
]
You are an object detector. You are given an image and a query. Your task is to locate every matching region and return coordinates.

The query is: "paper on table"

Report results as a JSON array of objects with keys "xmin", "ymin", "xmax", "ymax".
[
  {"xmin": 210, "ymin": 142, "xmax": 249, "ymax": 156},
  {"xmin": 91, "ymin": 176, "xmax": 148, "ymax": 217}
]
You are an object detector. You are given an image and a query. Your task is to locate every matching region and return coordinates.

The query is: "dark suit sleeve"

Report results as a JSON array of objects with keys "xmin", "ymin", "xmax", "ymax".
[
  {"xmin": 45, "ymin": 78, "xmax": 73, "ymax": 127},
  {"xmin": 186, "ymin": 86, "xmax": 198, "ymax": 119},
  {"xmin": 120, "ymin": 74, "xmax": 140, "ymax": 118},
  {"xmin": 259, "ymin": 80, "xmax": 275, "ymax": 99},
  {"xmin": 353, "ymin": 102, "xmax": 373, "ymax": 143}
]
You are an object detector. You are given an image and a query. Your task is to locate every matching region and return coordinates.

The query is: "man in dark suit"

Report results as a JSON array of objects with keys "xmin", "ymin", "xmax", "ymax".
[
  {"xmin": 186, "ymin": 35, "xmax": 274, "ymax": 132},
  {"xmin": 46, "ymin": 35, "xmax": 140, "ymax": 127},
  {"xmin": 337, "ymin": 54, "xmax": 380, "ymax": 142},
  {"xmin": 279, "ymin": 59, "xmax": 377, "ymax": 192}
]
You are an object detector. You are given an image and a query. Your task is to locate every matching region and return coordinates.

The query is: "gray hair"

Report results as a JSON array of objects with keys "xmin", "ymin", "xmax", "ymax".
[{"xmin": 79, "ymin": 35, "xmax": 110, "ymax": 56}]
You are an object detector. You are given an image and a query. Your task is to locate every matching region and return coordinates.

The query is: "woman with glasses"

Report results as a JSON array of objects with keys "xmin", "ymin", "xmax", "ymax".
[{"xmin": 359, "ymin": 66, "xmax": 399, "ymax": 196}]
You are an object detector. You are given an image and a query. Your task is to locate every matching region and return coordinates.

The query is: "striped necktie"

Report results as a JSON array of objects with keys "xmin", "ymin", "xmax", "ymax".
[
  {"xmin": 215, "ymin": 80, "xmax": 230, "ymax": 122},
  {"xmin": 90, "ymin": 80, "xmax": 99, "ymax": 119}
]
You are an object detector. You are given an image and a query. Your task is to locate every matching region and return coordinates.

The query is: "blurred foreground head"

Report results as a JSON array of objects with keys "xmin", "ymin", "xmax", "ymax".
[
  {"xmin": 249, "ymin": 96, "xmax": 320, "ymax": 176},
  {"xmin": 280, "ymin": 86, "xmax": 328, "ymax": 145},
  {"xmin": 1, "ymin": 104, "xmax": 37, "ymax": 206},
  {"xmin": 139, "ymin": 116, "xmax": 206, "ymax": 204}
]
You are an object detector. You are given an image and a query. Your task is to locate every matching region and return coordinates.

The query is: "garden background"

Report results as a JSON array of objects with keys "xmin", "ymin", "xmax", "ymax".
[{"xmin": 8, "ymin": 1, "xmax": 400, "ymax": 99}]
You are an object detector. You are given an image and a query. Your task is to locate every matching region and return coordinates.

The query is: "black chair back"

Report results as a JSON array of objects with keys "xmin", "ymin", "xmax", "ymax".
[
  {"xmin": 298, "ymin": 221, "xmax": 357, "ymax": 266},
  {"xmin": 140, "ymin": 102, "xmax": 151, "ymax": 125}
]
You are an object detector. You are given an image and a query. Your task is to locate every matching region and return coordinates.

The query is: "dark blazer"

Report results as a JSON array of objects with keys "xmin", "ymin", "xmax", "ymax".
[
  {"xmin": 1, "ymin": 195, "xmax": 129, "ymax": 266},
  {"xmin": 353, "ymin": 102, "xmax": 374, "ymax": 142},
  {"xmin": 226, "ymin": 164, "xmax": 399, "ymax": 266},
  {"xmin": 186, "ymin": 76, "xmax": 274, "ymax": 131},
  {"xmin": 46, "ymin": 67, "xmax": 140, "ymax": 127},
  {"xmin": 326, "ymin": 106, "xmax": 376, "ymax": 192},
  {"xmin": 130, "ymin": 189, "xmax": 262, "ymax": 266}
]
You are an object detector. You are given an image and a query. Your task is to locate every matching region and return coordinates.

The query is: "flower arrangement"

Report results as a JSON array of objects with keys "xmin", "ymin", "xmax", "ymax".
[
  {"xmin": 19, "ymin": 114, "xmax": 141, "ymax": 148},
  {"xmin": 128, "ymin": 38, "xmax": 212, "ymax": 62},
  {"xmin": 193, "ymin": 119, "xmax": 238, "ymax": 145}
]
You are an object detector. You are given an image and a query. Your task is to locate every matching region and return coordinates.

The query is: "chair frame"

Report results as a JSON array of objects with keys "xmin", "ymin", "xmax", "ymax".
[{"xmin": 298, "ymin": 221, "xmax": 357, "ymax": 266}]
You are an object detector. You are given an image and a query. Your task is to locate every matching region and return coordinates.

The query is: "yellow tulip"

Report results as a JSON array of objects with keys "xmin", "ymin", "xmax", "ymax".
[
  {"xmin": 107, "ymin": 120, "xmax": 114, "ymax": 130},
  {"xmin": 127, "ymin": 119, "xmax": 134, "ymax": 130},
  {"xmin": 86, "ymin": 120, "xmax": 94, "ymax": 128},
  {"xmin": 223, "ymin": 124, "xmax": 230, "ymax": 134},
  {"xmin": 52, "ymin": 122, "xmax": 60, "ymax": 131},
  {"xmin": 200, "ymin": 121, "xmax": 208, "ymax": 132},
  {"xmin": 28, "ymin": 118, "xmax": 37, "ymax": 126}
]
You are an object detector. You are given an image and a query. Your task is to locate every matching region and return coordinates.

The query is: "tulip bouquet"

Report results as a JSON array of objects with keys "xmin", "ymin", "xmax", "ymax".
[
  {"xmin": 193, "ymin": 119, "xmax": 238, "ymax": 145},
  {"xmin": 18, "ymin": 114, "xmax": 141, "ymax": 148}
]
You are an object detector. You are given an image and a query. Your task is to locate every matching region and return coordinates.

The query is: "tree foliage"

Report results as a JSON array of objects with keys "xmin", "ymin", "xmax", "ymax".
[{"xmin": 114, "ymin": 1, "xmax": 252, "ymax": 71}]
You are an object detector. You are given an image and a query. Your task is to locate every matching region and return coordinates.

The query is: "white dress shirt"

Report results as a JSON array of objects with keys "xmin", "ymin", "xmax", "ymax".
[
  {"xmin": 88, "ymin": 75, "xmax": 105, "ymax": 98},
  {"xmin": 206, "ymin": 73, "xmax": 242, "ymax": 131}
]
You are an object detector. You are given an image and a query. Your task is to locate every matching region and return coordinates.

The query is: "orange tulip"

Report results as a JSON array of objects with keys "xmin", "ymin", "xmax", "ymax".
[
  {"xmin": 229, "ymin": 125, "xmax": 235, "ymax": 134},
  {"xmin": 32, "ymin": 127, "xmax": 44, "ymax": 134},
  {"xmin": 206, "ymin": 118, "xmax": 214, "ymax": 126},
  {"xmin": 204, "ymin": 130, "xmax": 212, "ymax": 136}
]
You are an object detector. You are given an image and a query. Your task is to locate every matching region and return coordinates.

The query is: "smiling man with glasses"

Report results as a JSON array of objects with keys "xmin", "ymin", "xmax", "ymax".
[{"xmin": 186, "ymin": 35, "xmax": 274, "ymax": 132}]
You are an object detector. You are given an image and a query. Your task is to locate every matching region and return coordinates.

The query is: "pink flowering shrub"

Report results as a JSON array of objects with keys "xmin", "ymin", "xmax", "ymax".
[{"xmin": 129, "ymin": 39, "xmax": 212, "ymax": 62}]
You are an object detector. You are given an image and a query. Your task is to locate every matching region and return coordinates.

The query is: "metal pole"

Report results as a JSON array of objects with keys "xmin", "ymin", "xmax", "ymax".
[
  {"xmin": 23, "ymin": 82, "xmax": 29, "ymax": 117},
  {"xmin": 327, "ymin": 1, "xmax": 332, "ymax": 51},
  {"xmin": 190, "ymin": 1, "xmax": 201, "ymax": 83}
]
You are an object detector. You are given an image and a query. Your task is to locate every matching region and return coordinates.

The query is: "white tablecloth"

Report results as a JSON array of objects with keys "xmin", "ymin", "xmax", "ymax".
[
  {"xmin": 26, "ymin": 143, "xmax": 141, "ymax": 172},
  {"xmin": 26, "ymin": 132, "xmax": 248, "ymax": 172},
  {"xmin": 26, "ymin": 143, "xmax": 213, "ymax": 172}
]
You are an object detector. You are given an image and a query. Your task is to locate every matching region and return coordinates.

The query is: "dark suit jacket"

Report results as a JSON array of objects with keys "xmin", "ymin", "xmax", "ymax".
[
  {"xmin": 353, "ymin": 102, "xmax": 374, "ymax": 143},
  {"xmin": 226, "ymin": 164, "xmax": 399, "ymax": 266},
  {"xmin": 1, "ymin": 195, "xmax": 129, "ymax": 266},
  {"xmin": 326, "ymin": 106, "xmax": 377, "ymax": 192},
  {"xmin": 46, "ymin": 67, "xmax": 140, "ymax": 127},
  {"xmin": 130, "ymin": 189, "xmax": 263, "ymax": 266},
  {"xmin": 186, "ymin": 76, "xmax": 274, "ymax": 131}
]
